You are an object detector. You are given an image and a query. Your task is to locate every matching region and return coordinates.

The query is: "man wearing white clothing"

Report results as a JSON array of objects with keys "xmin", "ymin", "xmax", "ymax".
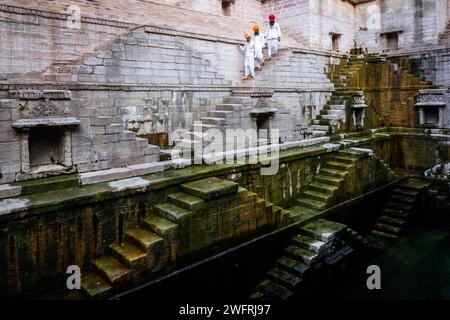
[
  {"xmin": 253, "ymin": 24, "xmax": 265, "ymax": 71},
  {"xmin": 238, "ymin": 33, "xmax": 256, "ymax": 80},
  {"xmin": 265, "ymin": 14, "xmax": 281, "ymax": 59}
]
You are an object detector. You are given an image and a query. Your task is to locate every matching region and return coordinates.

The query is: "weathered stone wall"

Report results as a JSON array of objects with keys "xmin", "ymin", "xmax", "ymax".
[
  {"xmin": 262, "ymin": 0, "xmax": 355, "ymax": 51},
  {"xmin": 0, "ymin": 136, "xmax": 400, "ymax": 298},
  {"xmin": 391, "ymin": 48, "xmax": 450, "ymax": 129},
  {"xmin": 150, "ymin": 0, "xmax": 265, "ymax": 22},
  {"xmin": 354, "ymin": 0, "xmax": 448, "ymax": 52}
]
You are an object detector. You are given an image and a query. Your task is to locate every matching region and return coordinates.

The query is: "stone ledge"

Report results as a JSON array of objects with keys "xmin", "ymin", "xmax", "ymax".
[
  {"xmin": 0, "ymin": 83, "xmax": 335, "ymax": 93},
  {"xmin": 12, "ymin": 117, "xmax": 81, "ymax": 129},
  {"xmin": 0, "ymin": 184, "xmax": 22, "ymax": 200}
]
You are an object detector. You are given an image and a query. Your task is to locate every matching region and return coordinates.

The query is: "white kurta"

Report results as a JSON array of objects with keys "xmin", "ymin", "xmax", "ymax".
[
  {"xmin": 239, "ymin": 41, "xmax": 256, "ymax": 77},
  {"xmin": 253, "ymin": 34, "xmax": 265, "ymax": 67},
  {"xmin": 265, "ymin": 22, "xmax": 281, "ymax": 57}
]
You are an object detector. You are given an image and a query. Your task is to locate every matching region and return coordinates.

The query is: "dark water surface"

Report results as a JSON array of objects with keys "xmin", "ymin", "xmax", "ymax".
[{"xmin": 304, "ymin": 227, "xmax": 450, "ymax": 300}]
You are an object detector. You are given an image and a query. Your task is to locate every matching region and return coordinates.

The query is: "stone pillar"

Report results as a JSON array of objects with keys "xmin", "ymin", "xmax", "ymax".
[
  {"xmin": 20, "ymin": 131, "xmax": 30, "ymax": 173},
  {"xmin": 63, "ymin": 129, "xmax": 73, "ymax": 167},
  {"xmin": 439, "ymin": 108, "xmax": 444, "ymax": 128},
  {"xmin": 418, "ymin": 107, "xmax": 425, "ymax": 125},
  {"xmin": 352, "ymin": 110, "xmax": 357, "ymax": 129}
]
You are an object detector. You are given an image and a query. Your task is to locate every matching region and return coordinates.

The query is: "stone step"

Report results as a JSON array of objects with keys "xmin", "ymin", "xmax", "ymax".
[
  {"xmin": 181, "ymin": 177, "xmax": 238, "ymax": 200},
  {"xmin": 200, "ymin": 117, "xmax": 226, "ymax": 126},
  {"xmin": 0, "ymin": 184, "xmax": 22, "ymax": 199},
  {"xmin": 393, "ymin": 188, "xmax": 419, "ymax": 197},
  {"xmin": 386, "ymin": 201, "xmax": 413, "ymax": 212},
  {"xmin": 312, "ymin": 130, "xmax": 327, "ymax": 137},
  {"xmin": 303, "ymin": 190, "xmax": 332, "ymax": 203},
  {"xmin": 81, "ymin": 273, "xmax": 112, "ymax": 299},
  {"xmin": 322, "ymin": 114, "xmax": 343, "ymax": 121},
  {"xmin": 296, "ymin": 197, "xmax": 328, "ymax": 211},
  {"xmin": 315, "ymin": 174, "xmax": 343, "ymax": 187},
  {"xmin": 154, "ymin": 203, "xmax": 192, "ymax": 223},
  {"xmin": 313, "ymin": 119, "xmax": 331, "ymax": 126},
  {"xmin": 18, "ymin": 174, "xmax": 78, "ymax": 195},
  {"xmin": 383, "ymin": 208, "xmax": 410, "ymax": 219},
  {"xmin": 319, "ymin": 168, "xmax": 348, "ymax": 178},
  {"xmin": 309, "ymin": 182, "xmax": 338, "ymax": 195},
  {"xmin": 207, "ymin": 110, "xmax": 234, "ymax": 119},
  {"xmin": 331, "ymin": 155, "xmax": 357, "ymax": 164},
  {"xmin": 328, "ymin": 109, "xmax": 346, "ymax": 116},
  {"xmin": 284, "ymin": 246, "xmax": 319, "ymax": 265},
  {"xmin": 375, "ymin": 223, "xmax": 402, "ymax": 235},
  {"xmin": 329, "ymin": 104, "xmax": 346, "ymax": 111},
  {"xmin": 267, "ymin": 267, "xmax": 303, "ymax": 289},
  {"xmin": 310, "ymin": 125, "xmax": 329, "ymax": 131},
  {"xmin": 379, "ymin": 216, "xmax": 406, "ymax": 227},
  {"xmin": 292, "ymin": 235, "xmax": 326, "ymax": 253},
  {"xmin": 110, "ymin": 242, "xmax": 148, "ymax": 269},
  {"xmin": 337, "ymin": 149, "xmax": 367, "ymax": 159},
  {"xmin": 325, "ymin": 161, "xmax": 353, "ymax": 171},
  {"xmin": 223, "ymin": 96, "xmax": 252, "ymax": 105},
  {"xmin": 371, "ymin": 230, "xmax": 399, "ymax": 240},
  {"xmin": 289, "ymin": 206, "xmax": 321, "ymax": 223},
  {"xmin": 299, "ymin": 218, "xmax": 347, "ymax": 242},
  {"xmin": 93, "ymin": 256, "xmax": 130, "ymax": 285},
  {"xmin": 257, "ymin": 279, "xmax": 293, "ymax": 300},
  {"xmin": 142, "ymin": 214, "xmax": 178, "ymax": 240},
  {"xmin": 390, "ymin": 194, "xmax": 416, "ymax": 204},
  {"xmin": 216, "ymin": 103, "xmax": 245, "ymax": 111},
  {"xmin": 125, "ymin": 228, "xmax": 163, "ymax": 252},
  {"xmin": 397, "ymin": 179, "xmax": 430, "ymax": 191},
  {"xmin": 276, "ymin": 256, "xmax": 311, "ymax": 276},
  {"xmin": 167, "ymin": 192, "xmax": 204, "ymax": 211}
]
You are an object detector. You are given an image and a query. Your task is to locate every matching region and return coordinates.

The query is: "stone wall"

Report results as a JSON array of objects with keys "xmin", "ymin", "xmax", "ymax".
[
  {"xmin": 0, "ymin": 136, "xmax": 401, "ymax": 298},
  {"xmin": 391, "ymin": 47, "xmax": 450, "ymax": 129},
  {"xmin": 150, "ymin": 0, "xmax": 265, "ymax": 22},
  {"xmin": 262, "ymin": 0, "xmax": 355, "ymax": 51},
  {"xmin": 354, "ymin": 0, "xmax": 449, "ymax": 52}
]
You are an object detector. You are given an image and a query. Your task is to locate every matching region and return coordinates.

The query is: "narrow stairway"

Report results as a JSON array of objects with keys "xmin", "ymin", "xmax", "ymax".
[
  {"xmin": 250, "ymin": 218, "xmax": 351, "ymax": 300},
  {"xmin": 371, "ymin": 178, "xmax": 431, "ymax": 241}
]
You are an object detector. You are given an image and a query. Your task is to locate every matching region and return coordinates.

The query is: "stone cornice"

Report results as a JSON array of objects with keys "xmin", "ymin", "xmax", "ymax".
[{"xmin": 1, "ymin": 83, "xmax": 334, "ymax": 93}]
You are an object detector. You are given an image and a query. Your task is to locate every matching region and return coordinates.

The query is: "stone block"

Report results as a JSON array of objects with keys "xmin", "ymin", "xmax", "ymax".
[
  {"xmin": 127, "ymin": 161, "xmax": 171, "ymax": 176},
  {"xmin": 0, "ymin": 184, "xmax": 22, "ymax": 199},
  {"xmin": 78, "ymin": 167, "xmax": 134, "ymax": 185},
  {"xmin": 181, "ymin": 177, "xmax": 238, "ymax": 200}
]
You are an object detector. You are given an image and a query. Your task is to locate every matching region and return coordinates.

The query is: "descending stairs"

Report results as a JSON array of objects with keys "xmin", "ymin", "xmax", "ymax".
[
  {"xmin": 81, "ymin": 212, "xmax": 177, "ymax": 299},
  {"xmin": 81, "ymin": 177, "xmax": 287, "ymax": 299},
  {"xmin": 310, "ymin": 57, "xmax": 366, "ymax": 134},
  {"xmin": 250, "ymin": 219, "xmax": 351, "ymax": 300},
  {"xmin": 371, "ymin": 178, "xmax": 431, "ymax": 241},
  {"xmin": 173, "ymin": 95, "xmax": 253, "ymax": 153},
  {"xmin": 293, "ymin": 148, "xmax": 366, "ymax": 213}
]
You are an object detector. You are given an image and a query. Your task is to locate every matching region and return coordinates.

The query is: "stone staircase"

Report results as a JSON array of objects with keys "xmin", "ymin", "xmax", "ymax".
[
  {"xmin": 371, "ymin": 178, "xmax": 431, "ymax": 241},
  {"xmin": 172, "ymin": 94, "xmax": 254, "ymax": 154},
  {"xmin": 80, "ymin": 177, "xmax": 288, "ymax": 299},
  {"xmin": 250, "ymin": 218, "xmax": 351, "ymax": 300},
  {"xmin": 294, "ymin": 148, "xmax": 365, "ymax": 213}
]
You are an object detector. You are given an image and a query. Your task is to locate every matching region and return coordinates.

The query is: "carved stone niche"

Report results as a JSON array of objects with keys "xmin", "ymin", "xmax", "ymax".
[
  {"xmin": 415, "ymin": 89, "xmax": 447, "ymax": 128},
  {"xmin": 10, "ymin": 90, "xmax": 80, "ymax": 176},
  {"xmin": 350, "ymin": 91, "xmax": 368, "ymax": 131}
]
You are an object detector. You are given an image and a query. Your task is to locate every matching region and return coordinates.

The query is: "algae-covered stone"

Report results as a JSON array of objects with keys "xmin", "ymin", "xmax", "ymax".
[{"xmin": 181, "ymin": 177, "xmax": 238, "ymax": 200}]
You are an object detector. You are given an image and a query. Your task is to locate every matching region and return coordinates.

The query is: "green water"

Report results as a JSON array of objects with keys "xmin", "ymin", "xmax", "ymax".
[{"xmin": 308, "ymin": 228, "xmax": 450, "ymax": 300}]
